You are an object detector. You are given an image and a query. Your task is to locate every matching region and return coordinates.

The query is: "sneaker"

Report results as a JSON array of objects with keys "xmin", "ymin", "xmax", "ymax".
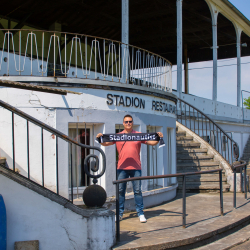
[
  {"xmin": 139, "ymin": 214, "xmax": 147, "ymax": 223},
  {"xmin": 115, "ymin": 215, "xmax": 123, "ymax": 222}
]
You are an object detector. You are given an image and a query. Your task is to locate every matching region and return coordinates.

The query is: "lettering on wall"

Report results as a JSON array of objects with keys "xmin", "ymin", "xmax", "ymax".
[
  {"xmin": 106, "ymin": 93, "xmax": 176, "ymax": 114},
  {"xmin": 107, "ymin": 94, "xmax": 145, "ymax": 109}
]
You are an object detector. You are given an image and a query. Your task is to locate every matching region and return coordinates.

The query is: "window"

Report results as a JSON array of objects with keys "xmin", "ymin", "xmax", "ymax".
[
  {"xmin": 167, "ymin": 127, "xmax": 176, "ymax": 185},
  {"xmin": 68, "ymin": 123, "xmax": 95, "ymax": 189},
  {"xmin": 147, "ymin": 126, "xmax": 163, "ymax": 190}
]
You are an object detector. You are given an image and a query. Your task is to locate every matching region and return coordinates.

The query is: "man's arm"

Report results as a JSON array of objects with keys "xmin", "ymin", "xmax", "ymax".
[
  {"xmin": 96, "ymin": 133, "xmax": 114, "ymax": 146},
  {"xmin": 146, "ymin": 132, "xmax": 163, "ymax": 146}
]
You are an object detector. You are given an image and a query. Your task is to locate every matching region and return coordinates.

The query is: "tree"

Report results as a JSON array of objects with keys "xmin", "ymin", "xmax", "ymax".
[{"xmin": 243, "ymin": 97, "xmax": 250, "ymax": 109}]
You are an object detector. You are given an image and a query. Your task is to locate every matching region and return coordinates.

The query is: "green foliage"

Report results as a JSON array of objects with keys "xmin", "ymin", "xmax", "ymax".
[{"xmin": 243, "ymin": 97, "xmax": 250, "ymax": 109}]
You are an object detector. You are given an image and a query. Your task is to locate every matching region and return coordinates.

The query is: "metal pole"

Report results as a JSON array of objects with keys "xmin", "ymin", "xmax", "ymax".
[
  {"xmin": 236, "ymin": 29, "xmax": 242, "ymax": 107},
  {"xmin": 71, "ymin": 143, "xmax": 73, "ymax": 203},
  {"xmin": 41, "ymin": 128, "xmax": 44, "ymax": 187},
  {"xmin": 176, "ymin": 0, "xmax": 183, "ymax": 96},
  {"xmin": 193, "ymin": 108, "xmax": 195, "ymax": 133},
  {"xmin": 12, "ymin": 112, "xmax": 15, "ymax": 171},
  {"xmin": 27, "ymin": 120, "xmax": 30, "ymax": 179},
  {"xmin": 219, "ymin": 170, "xmax": 223, "ymax": 216},
  {"xmin": 76, "ymin": 122, "xmax": 79, "ymax": 198},
  {"xmin": 244, "ymin": 165, "xmax": 247, "ymax": 199},
  {"xmin": 116, "ymin": 183, "xmax": 120, "ymax": 241},
  {"xmin": 212, "ymin": 11, "xmax": 218, "ymax": 101},
  {"xmin": 85, "ymin": 123, "xmax": 87, "ymax": 186},
  {"xmin": 182, "ymin": 175, "xmax": 186, "ymax": 228},
  {"xmin": 122, "ymin": 0, "xmax": 129, "ymax": 83},
  {"xmin": 234, "ymin": 168, "xmax": 236, "ymax": 208},
  {"xmin": 56, "ymin": 136, "xmax": 59, "ymax": 195}
]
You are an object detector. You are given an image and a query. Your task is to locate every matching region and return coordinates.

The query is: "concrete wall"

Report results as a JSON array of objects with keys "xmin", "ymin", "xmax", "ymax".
[{"xmin": 0, "ymin": 171, "xmax": 115, "ymax": 250}]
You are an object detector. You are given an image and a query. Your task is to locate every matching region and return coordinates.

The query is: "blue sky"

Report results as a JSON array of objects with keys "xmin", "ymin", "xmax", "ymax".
[{"xmin": 172, "ymin": 0, "xmax": 250, "ymax": 106}]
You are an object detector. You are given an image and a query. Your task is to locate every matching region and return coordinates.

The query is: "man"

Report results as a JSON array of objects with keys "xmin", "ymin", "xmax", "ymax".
[{"xmin": 96, "ymin": 114, "xmax": 163, "ymax": 223}]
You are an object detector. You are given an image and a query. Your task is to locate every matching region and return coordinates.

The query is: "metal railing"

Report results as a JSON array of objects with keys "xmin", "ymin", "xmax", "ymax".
[
  {"xmin": 0, "ymin": 98, "xmax": 106, "ymax": 202},
  {"xmin": 0, "ymin": 29, "xmax": 172, "ymax": 92},
  {"xmin": 233, "ymin": 161, "xmax": 247, "ymax": 208},
  {"xmin": 113, "ymin": 169, "xmax": 224, "ymax": 241},
  {"xmin": 177, "ymin": 98, "xmax": 239, "ymax": 165}
]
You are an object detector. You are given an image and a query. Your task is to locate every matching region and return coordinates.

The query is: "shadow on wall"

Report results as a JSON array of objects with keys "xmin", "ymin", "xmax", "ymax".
[{"xmin": 0, "ymin": 148, "xmax": 57, "ymax": 193}]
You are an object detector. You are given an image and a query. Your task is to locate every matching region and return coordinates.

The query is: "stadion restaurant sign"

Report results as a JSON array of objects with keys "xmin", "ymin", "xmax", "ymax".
[{"xmin": 106, "ymin": 93, "xmax": 176, "ymax": 115}]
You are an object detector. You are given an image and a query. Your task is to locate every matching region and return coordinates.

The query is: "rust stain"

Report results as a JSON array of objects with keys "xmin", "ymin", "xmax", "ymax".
[{"xmin": 51, "ymin": 134, "xmax": 55, "ymax": 139}]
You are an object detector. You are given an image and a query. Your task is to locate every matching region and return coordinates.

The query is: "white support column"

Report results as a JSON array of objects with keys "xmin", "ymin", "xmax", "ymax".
[
  {"xmin": 206, "ymin": 0, "xmax": 219, "ymax": 101},
  {"xmin": 211, "ymin": 11, "xmax": 219, "ymax": 101},
  {"xmin": 122, "ymin": 0, "xmax": 129, "ymax": 45},
  {"xmin": 122, "ymin": 0, "xmax": 129, "ymax": 83},
  {"xmin": 235, "ymin": 26, "xmax": 242, "ymax": 107},
  {"xmin": 176, "ymin": 0, "xmax": 183, "ymax": 96}
]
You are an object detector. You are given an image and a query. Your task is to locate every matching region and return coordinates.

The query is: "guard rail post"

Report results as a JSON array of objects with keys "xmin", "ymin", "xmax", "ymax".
[{"xmin": 182, "ymin": 175, "xmax": 186, "ymax": 228}]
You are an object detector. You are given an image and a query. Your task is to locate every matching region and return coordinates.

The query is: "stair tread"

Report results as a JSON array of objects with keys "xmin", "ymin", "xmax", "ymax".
[
  {"xmin": 177, "ymin": 155, "xmax": 214, "ymax": 160},
  {"xmin": 196, "ymin": 223, "xmax": 250, "ymax": 250},
  {"xmin": 177, "ymin": 149, "xmax": 208, "ymax": 154},
  {"xmin": 178, "ymin": 183, "xmax": 230, "ymax": 189},
  {"xmin": 176, "ymin": 136, "xmax": 193, "ymax": 140},
  {"xmin": 177, "ymin": 161, "xmax": 220, "ymax": 167}
]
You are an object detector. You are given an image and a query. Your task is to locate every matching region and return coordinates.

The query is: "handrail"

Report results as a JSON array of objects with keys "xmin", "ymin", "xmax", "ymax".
[
  {"xmin": 113, "ymin": 169, "xmax": 224, "ymax": 241},
  {"xmin": 177, "ymin": 97, "xmax": 239, "ymax": 165},
  {"xmin": 232, "ymin": 160, "xmax": 247, "ymax": 208},
  {"xmin": 0, "ymin": 28, "xmax": 172, "ymax": 92},
  {"xmin": 0, "ymin": 98, "xmax": 106, "ymax": 201},
  {"xmin": 113, "ymin": 169, "xmax": 223, "ymax": 184}
]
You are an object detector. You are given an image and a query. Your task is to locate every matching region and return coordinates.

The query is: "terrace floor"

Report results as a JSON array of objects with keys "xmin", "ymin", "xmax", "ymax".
[{"xmin": 113, "ymin": 192, "xmax": 250, "ymax": 250}]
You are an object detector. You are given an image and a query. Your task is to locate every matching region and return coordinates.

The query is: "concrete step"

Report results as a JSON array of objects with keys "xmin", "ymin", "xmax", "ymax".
[
  {"xmin": 177, "ymin": 175, "xmax": 227, "ymax": 182},
  {"xmin": 177, "ymin": 142, "xmax": 201, "ymax": 148},
  {"xmin": 176, "ymin": 136, "xmax": 193, "ymax": 141},
  {"xmin": 177, "ymin": 183, "xmax": 230, "ymax": 192},
  {"xmin": 176, "ymin": 131, "xmax": 186, "ymax": 136},
  {"xmin": 177, "ymin": 168, "xmax": 225, "ymax": 173},
  {"xmin": 177, "ymin": 154, "xmax": 214, "ymax": 161},
  {"xmin": 177, "ymin": 161, "xmax": 220, "ymax": 167},
  {"xmin": 177, "ymin": 148, "xmax": 208, "ymax": 154},
  {"xmin": 178, "ymin": 167, "xmax": 222, "ymax": 172}
]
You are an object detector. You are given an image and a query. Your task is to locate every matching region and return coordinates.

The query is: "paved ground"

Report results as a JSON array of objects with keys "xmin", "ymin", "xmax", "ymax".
[
  {"xmin": 112, "ymin": 192, "xmax": 250, "ymax": 250},
  {"xmin": 230, "ymin": 239, "xmax": 250, "ymax": 250}
]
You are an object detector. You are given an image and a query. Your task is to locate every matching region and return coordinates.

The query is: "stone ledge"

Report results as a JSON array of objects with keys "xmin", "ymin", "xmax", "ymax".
[{"xmin": 15, "ymin": 240, "xmax": 39, "ymax": 250}]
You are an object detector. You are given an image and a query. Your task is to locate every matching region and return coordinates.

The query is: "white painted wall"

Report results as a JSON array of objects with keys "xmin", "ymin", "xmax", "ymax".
[{"xmin": 0, "ymin": 174, "xmax": 115, "ymax": 250}]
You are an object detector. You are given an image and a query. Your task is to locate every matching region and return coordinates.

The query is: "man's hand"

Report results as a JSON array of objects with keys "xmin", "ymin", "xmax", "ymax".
[
  {"xmin": 147, "ymin": 132, "xmax": 163, "ymax": 146},
  {"xmin": 157, "ymin": 132, "xmax": 163, "ymax": 138},
  {"xmin": 96, "ymin": 133, "xmax": 103, "ymax": 138},
  {"xmin": 96, "ymin": 133, "xmax": 113, "ymax": 146}
]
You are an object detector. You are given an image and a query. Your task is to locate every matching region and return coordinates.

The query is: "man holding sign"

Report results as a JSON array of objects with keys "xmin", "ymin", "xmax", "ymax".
[{"xmin": 96, "ymin": 114, "xmax": 163, "ymax": 223}]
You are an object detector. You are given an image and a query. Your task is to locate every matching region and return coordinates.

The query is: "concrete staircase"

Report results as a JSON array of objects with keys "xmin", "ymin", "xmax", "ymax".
[{"xmin": 176, "ymin": 125, "xmax": 230, "ymax": 193}]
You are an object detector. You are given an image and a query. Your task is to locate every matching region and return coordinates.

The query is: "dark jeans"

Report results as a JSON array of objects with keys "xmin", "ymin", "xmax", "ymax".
[{"xmin": 117, "ymin": 169, "xmax": 144, "ymax": 217}]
